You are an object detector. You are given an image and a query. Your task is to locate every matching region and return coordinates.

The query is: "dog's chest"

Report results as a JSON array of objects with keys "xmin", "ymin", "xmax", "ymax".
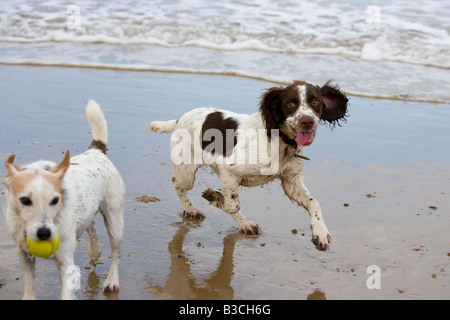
[{"xmin": 239, "ymin": 174, "xmax": 278, "ymax": 187}]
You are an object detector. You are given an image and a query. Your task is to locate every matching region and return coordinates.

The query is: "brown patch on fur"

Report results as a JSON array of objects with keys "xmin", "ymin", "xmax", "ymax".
[
  {"xmin": 50, "ymin": 150, "xmax": 70, "ymax": 178},
  {"xmin": 201, "ymin": 111, "xmax": 239, "ymax": 156},
  {"xmin": 6, "ymin": 170, "xmax": 40, "ymax": 197},
  {"xmin": 90, "ymin": 140, "xmax": 107, "ymax": 154},
  {"xmin": 319, "ymin": 80, "xmax": 349, "ymax": 127},
  {"xmin": 4, "ymin": 155, "xmax": 22, "ymax": 173},
  {"xmin": 259, "ymin": 84, "xmax": 301, "ymax": 137},
  {"xmin": 293, "ymin": 80, "xmax": 307, "ymax": 86}
]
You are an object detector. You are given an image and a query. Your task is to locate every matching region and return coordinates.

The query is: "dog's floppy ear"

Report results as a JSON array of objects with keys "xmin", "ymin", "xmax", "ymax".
[
  {"xmin": 260, "ymin": 86, "xmax": 284, "ymax": 137},
  {"xmin": 50, "ymin": 150, "xmax": 70, "ymax": 179},
  {"xmin": 319, "ymin": 80, "xmax": 349, "ymax": 127}
]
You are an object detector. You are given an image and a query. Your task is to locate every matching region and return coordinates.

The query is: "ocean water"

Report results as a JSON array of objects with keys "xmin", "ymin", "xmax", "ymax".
[{"xmin": 0, "ymin": 0, "xmax": 449, "ymax": 103}]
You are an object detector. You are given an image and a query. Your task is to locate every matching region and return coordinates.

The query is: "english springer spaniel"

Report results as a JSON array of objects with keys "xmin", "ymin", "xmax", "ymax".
[{"xmin": 149, "ymin": 80, "xmax": 348, "ymax": 251}]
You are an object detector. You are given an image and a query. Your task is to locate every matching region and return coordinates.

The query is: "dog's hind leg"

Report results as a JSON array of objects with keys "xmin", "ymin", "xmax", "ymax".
[
  {"xmin": 202, "ymin": 172, "xmax": 261, "ymax": 235},
  {"xmin": 172, "ymin": 163, "xmax": 205, "ymax": 219},
  {"xmin": 87, "ymin": 221, "xmax": 102, "ymax": 265},
  {"xmin": 99, "ymin": 183, "xmax": 125, "ymax": 293}
]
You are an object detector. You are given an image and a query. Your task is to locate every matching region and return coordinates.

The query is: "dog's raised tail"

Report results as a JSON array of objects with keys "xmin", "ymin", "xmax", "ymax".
[
  {"xmin": 148, "ymin": 119, "xmax": 178, "ymax": 133},
  {"xmin": 86, "ymin": 99, "xmax": 108, "ymax": 154}
]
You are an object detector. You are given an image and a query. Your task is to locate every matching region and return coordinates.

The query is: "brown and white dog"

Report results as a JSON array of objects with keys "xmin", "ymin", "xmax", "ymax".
[{"xmin": 149, "ymin": 80, "xmax": 348, "ymax": 251}]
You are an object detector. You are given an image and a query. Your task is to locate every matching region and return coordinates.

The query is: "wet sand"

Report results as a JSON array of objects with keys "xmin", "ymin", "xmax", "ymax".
[{"xmin": 0, "ymin": 65, "xmax": 449, "ymax": 300}]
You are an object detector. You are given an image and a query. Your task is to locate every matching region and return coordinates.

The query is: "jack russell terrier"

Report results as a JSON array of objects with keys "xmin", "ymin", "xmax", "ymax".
[{"xmin": 3, "ymin": 100, "xmax": 126, "ymax": 299}]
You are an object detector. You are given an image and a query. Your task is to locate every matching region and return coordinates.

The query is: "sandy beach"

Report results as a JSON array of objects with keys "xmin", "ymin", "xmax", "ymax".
[{"xmin": 0, "ymin": 64, "xmax": 449, "ymax": 300}]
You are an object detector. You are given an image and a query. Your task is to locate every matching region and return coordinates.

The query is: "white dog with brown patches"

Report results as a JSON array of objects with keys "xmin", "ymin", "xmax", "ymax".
[
  {"xmin": 3, "ymin": 100, "xmax": 126, "ymax": 299},
  {"xmin": 150, "ymin": 80, "xmax": 348, "ymax": 251}
]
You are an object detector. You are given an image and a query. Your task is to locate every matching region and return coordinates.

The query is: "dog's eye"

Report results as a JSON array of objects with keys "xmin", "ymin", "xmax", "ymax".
[
  {"xmin": 311, "ymin": 98, "xmax": 321, "ymax": 106},
  {"xmin": 49, "ymin": 197, "xmax": 59, "ymax": 206},
  {"xmin": 20, "ymin": 197, "xmax": 32, "ymax": 206},
  {"xmin": 286, "ymin": 101, "xmax": 297, "ymax": 109}
]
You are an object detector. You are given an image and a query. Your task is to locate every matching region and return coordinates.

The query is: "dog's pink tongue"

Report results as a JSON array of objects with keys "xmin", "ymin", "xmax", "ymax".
[{"xmin": 296, "ymin": 131, "xmax": 314, "ymax": 146}]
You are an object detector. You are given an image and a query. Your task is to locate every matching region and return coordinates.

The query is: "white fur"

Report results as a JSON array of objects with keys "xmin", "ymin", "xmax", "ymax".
[
  {"xmin": 286, "ymin": 85, "xmax": 319, "ymax": 129},
  {"xmin": 149, "ymin": 85, "xmax": 331, "ymax": 250},
  {"xmin": 4, "ymin": 100, "xmax": 126, "ymax": 299},
  {"xmin": 86, "ymin": 99, "xmax": 108, "ymax": 144},
  {"xmin": 284, "ymin": 85, "xmax": 320, "ymax": 146}
]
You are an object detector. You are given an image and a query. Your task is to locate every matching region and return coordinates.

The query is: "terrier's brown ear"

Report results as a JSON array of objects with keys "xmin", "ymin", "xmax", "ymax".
[
  {"xmin": 4, "ymin": 154, "xmax": 23, "ymax": 187},
  {"xmin": 50, "ymin": 150, "xmax": 70, "ymax": 179},
  {"xmin": 4, "ymin": 154, "xmax": 22, "ymax": 177}
]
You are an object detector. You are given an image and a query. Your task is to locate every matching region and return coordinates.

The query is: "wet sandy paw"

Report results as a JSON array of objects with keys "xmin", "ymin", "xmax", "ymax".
[
  {"xmin": 102, "ymin": 282, "xmax": 119, "ymax": 293},
  {"xmin": 182, "ymin": 210, "xmax": 205, "ymax": 220},
  {"xmin": 202, "ymin": 188, "xmax": 224, "ymax": 207},
  {"xmin": 311, "ymin": 233, "xmax": 331, "ymax": 251},
  {"xmin": 240, "ymin": 223, "xmax": 261, "ymax": 235}
]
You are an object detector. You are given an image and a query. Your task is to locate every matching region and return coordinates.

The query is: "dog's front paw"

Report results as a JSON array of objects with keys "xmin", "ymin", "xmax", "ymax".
[
  {"xmin": 310, "ymin": 221, "xmax": 331, "ymax": 251},
  {"xmin": 311, "ymin": 233, "xmax": 331, "ymax": 251},
  {"xmin": 102, "ymin": 281, "xmax": 119, "ymax": 293},
  {"xmin": 239, "ymin": 222, "xmax": 261, "ymax": 235}
]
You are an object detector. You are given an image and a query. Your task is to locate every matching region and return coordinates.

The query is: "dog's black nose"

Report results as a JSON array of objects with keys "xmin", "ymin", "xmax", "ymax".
[{"xmin": 37, "ymin": 227, "xmax": 51, "ymax": 241}]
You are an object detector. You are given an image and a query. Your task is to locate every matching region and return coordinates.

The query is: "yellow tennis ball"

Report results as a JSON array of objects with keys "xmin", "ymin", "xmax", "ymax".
[{"xmin": 26, "ymin": 233, "xmax": 60, "ymax": 258}]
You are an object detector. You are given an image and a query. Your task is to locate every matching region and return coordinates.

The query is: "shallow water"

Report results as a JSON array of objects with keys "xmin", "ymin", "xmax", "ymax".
[
  {"xmin": 1, "ymin": 0, "xmax": 449, "ymax": 103},
  {"xmin": 0, "ymin": 65, "xmax": 449, "ymax": 300}
]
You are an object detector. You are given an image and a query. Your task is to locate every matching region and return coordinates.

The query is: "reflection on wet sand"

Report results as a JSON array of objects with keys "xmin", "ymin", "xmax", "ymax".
[
  {"xmin": 84, "ymin": 269, "xmax": 120, "ymax": 300},
  {"xmin": 145, "ymin": 219, "xmax": 243, "ymax": 300}
]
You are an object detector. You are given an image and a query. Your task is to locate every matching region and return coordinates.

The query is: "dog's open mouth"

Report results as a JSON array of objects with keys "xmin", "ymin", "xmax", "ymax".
[{"xmin": 291, "ymin": 127, "xmax": 316, "ymax": 147}]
